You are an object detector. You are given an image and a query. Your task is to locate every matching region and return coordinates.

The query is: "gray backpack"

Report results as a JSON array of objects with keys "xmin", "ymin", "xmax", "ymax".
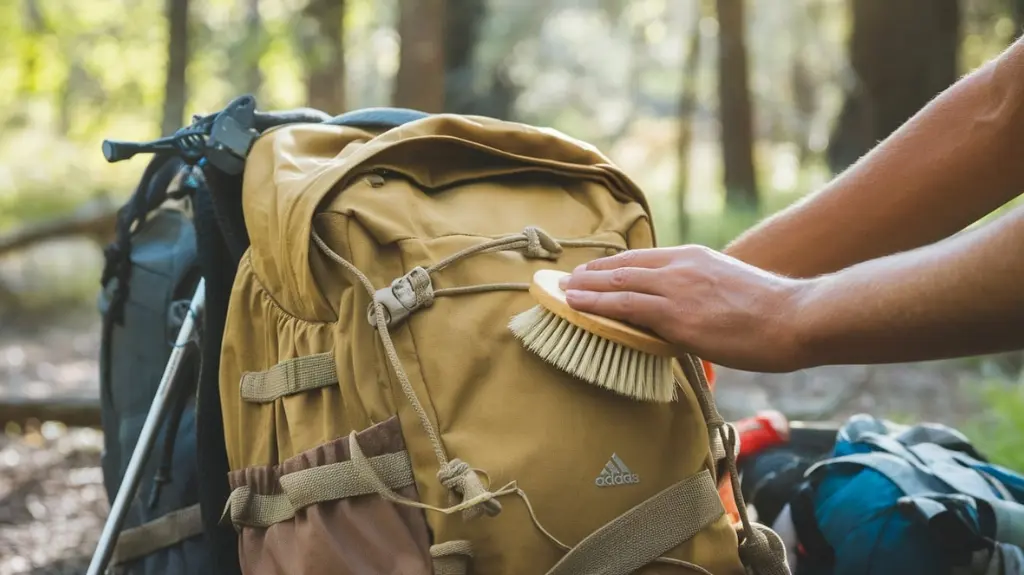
[
  {"xmin": 96, "ymin": 155, "xmax": 213, "ymax": 574},
  {"xmin": 90, "ymin": 99, "xmax": 436, "ymax": 575}
]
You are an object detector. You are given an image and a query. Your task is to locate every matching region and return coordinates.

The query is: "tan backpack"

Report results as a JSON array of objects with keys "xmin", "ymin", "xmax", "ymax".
[{"xmin": 216, "ymin": 113, "xmax": 790, "ymax": 574}]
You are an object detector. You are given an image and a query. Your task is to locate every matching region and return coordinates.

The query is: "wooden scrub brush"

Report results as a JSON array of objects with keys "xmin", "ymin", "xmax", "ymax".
[{"xmin": 508, "ymin": 269, "xmax": 679, "ymax": 403}]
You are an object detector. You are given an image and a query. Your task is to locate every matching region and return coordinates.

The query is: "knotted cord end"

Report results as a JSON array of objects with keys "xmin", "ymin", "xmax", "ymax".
[
  {"xmin": 437, "ymin": 459, "xmax": 503, "ymax": 521},
  {"xmin": 738, "ymin": 522, "xmax": 791, "ymax": 575},
  {"xmin": 522, "ymin": 226, "xmax": 563, "ymax": 260}
]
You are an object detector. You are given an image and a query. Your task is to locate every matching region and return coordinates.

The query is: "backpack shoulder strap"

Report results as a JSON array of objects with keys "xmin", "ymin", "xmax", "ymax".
[
  {"xmin": 805, "ymin": 451, "xmax": 950, "ymax": 495},
  {"xmin": 831, "ymin": 415, "xmax": 1009, "ymax": 503},
  {"xmin": 903, "ymin": 443, "xmax": 1011, "ymax": 501},
  {"xmin": 325, "ymin": 107, "xmax": 430, "ymax": 128}
]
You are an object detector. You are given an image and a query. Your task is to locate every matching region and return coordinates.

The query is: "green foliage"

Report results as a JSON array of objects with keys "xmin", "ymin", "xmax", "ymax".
[
  {"xmin": 962, "ymin": 378, "xmax": 1024, "ymax": 473},
  {"xmin": 0, "ymin": 1, "xmax": 1020, "ymax": 481},
  {"xmin": 962, "ymin": 0, "xmax": 1021, "ymax": 73},
  {"xmin": 1, "ymin": 0, "xmax": 1018, "ymax": 237}
]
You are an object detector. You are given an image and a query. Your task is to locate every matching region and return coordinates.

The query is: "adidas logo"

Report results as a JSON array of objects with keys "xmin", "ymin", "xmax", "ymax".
[{"xmin": 594, "ymin": 453, "xmax": 640, "ymax": 487}]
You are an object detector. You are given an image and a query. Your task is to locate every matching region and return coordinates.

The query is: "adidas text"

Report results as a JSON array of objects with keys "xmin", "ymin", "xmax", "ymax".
[{"xmin": 594, "ymin": 453, "xmax": 640, "ymax": 487}]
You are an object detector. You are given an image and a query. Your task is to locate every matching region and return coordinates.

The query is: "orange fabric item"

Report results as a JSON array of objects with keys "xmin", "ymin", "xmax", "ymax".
[
  {"xmin": 703, "ymin": 360, "xmax": 717, "ymax": 390},
  {"xmin": 735, "ymin": 411, "xmax": 790, "ymax": 462},
  {"xmin": 702, "ymin": 362, "xmax": 741, "ymax": 524},
  {"xmin": 719, "ymin": 474, "xmax": 741, "ymax": 525}
]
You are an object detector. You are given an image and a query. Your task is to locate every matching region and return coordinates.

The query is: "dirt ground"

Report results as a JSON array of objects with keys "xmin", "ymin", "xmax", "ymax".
[
  {"xmin": 0, "ymin": 310, "xmax": 998, "ymax": 574},
  {"xmin": 0, "ymin": 312, "xmax": 107, "ymax": 575}
]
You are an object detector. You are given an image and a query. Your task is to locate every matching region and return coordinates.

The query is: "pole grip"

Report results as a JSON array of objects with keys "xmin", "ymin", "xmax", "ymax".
[{"xmin": 102, "ymin": 140, "xmax": 141, "ymax": 163}]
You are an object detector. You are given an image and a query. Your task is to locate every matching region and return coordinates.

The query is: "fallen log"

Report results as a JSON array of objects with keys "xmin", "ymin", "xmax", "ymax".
[
  {"xmin": 0, "ymin": 396, "xmax": 102, "ymax": 428},
  {"xmin": 0, "ymin": 198, "xmax": 119, "ymax": 258}
]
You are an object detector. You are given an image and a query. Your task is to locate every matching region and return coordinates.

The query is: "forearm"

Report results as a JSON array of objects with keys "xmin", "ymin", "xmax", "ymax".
[
  {"xmin": 792, "ymin": 203, "xmax": 1024, "ymax": 368},
  {"xmin": 725, "ymin": 38, "xmax": 1024, "ymax": 278}
]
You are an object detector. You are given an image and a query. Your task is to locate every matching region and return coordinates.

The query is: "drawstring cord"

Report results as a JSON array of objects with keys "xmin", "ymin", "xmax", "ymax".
[
  {"xmin": 679, "ymin": 354, "xmax": 790, "ymax": 575},
  {"xmin": 311, "ymin": 226, "xmax": 619, "ymax": 519},
  {"xmin": 312, "ymin": 225, "xmax": 787, "ymax": 574}
]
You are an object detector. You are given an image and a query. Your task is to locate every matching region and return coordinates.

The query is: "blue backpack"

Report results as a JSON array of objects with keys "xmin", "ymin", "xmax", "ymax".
[
  {"xmin": 789, "ymin": 413, "xmax": 1024, "ymax": 575},
  {"xmin": 93, "ymin": 99, "xmax": 433, "ymax": 575},
  {"xmin": 97, "ymin": 154, "xmax": 212, "ymax": 574}
]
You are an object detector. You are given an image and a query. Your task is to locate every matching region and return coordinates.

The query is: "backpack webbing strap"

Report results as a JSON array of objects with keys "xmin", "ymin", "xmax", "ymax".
[
  {"xmin": 806, "ymin": 448, "xmax": 1014, "ymax": 512},
  {"xmin": 543, "ymin": 468, "xmax": 723, "ymax": 575},
  {"xmin": 325, "ymin": 107, "xmax": 430, "ymax": 129},
  {"xmin": 675, "ymin": 355, "xmax": 791, "ymax": 575},
  {"xmin": 788, "ymin": 481, "xmax": 835, "ymax": 568},
  {"xmin": 859, "ymin": 435, "xmax": 1004, "ymax": 500},
  {"xmin": 239, "ymin": 352, "xmax": 337, "ymax": 403},
  {"xmin": 805, "ymin": 452, "xmax": 948, "ymax": 495},
  {"xmin": 711, "ymin": 428, "xmax": 728, "ymax": 464},
  {"xmin": 221, "ymin": 450, "xmax": 415, "ymax": 528},
  {"xmin": 988, "ymin": 542, "xmax": 1024, "ymax": 574},
  {"xmin": 110, "ymin": 503, "xmax": 204, "ymax": 566},
  {"xmin": 988, "ymin": 498, "xmax": 1024, "ymax": 549},
  {"xmin": 430, "ymin": 540, "xmax": 473, "ymax": 575}
]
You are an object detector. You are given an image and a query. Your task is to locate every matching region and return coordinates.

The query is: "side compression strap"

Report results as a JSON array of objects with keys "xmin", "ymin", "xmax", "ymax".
[
  {"xmin": 239, "ymin": 352, "xmax": 337, "ymax": 403},
  {"xmin": 189, "ymin": 108, "xmax": 432, "ymax": 575},
  {"xmin": 110, "ymin": 504, "xmax": 204, "ymax": 566},
  {"xmin": 222, "ymin": 450, "xmax": 416, "ymax": 528},
  {"xmin": 544, "ymin": 469, "xmax": 724, "ymax": 575},
  {"xmin": 430, "ymin": 541, "xmax": 473, "ymax": 575}
]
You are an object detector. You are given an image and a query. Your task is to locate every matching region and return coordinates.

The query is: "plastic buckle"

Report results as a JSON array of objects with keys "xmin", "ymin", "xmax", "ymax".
[
  {"xmin": 167, "ymin": 165, "xmax": 204, "ymax": 200},
  {"xmin": 366, "ymin": 286, "xmax": 411, "ymax": 328},
  {"xmin": 204, "ymin": 114, "xmax": 258, "ymax": 175},
  {"xmin": 365, "ymin": 267, "xmax": 433, "ymax": 329}
]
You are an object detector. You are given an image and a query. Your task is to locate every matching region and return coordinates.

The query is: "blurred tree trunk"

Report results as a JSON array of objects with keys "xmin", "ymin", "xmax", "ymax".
[
  {"xmin": 57, "ymin": 62, "xmax": 85, "ymax": 135},
  {"xmin": 227, "ymin": 0, "xmax": 265, "ymax": 96},
  {"xmin": 676, "ymin": 3, "xmax": 706, "ymax": 242},
  {"xmin": 443, "ymin": 0, "xmax": 484, "ymax": 114},
  {"xmin": 1014, "ymin": 0, "xmax": 1024, "ymax": 39},
  {"xmin": 442, "ymin": 0, "xmax": 527, "ymax": 119},
  {"xmin": 715, "ymin": 0, "xmax": 759, "ymax": 211},
  {"xmin": 491, "ymin": 67, "xmax": 521, "ymax": 120},
  {"xmin": 301, "ymin": 0, "xmax": 346, "ymax": 114},
  {"xmin": 790, "ymin": 58, "xmax": 815, "ymax": 165},
  {"xmin": 393, "ymin": 0, "xmax": 446, "ymax": 112},
  {"xmin": 790, "ymin": 0, "xmax": 824, "ymax": 166},
  {"xmin": 20, "ymin": 0, "xmax": 83, "ymax": 134},
  {"xmin": 161, "ymin": 0, "xmax": 190, "ymax": 136},
  {"xmin": 243, "ymin": 0, "xmax": 264, "ymax": 95},
  {"xmin": 826, "ymin": 0, "xmax": 960, "ymax": 174},
  {"xmin": 18, "ymin": 0, "xmax": 45, "ymax": 98}
]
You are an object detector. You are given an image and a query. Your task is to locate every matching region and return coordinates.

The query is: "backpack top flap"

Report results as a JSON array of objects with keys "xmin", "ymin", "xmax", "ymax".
[
  {"xmin": 238, "ymin": 113, "xmax": 654, "ymax": 322},
  {"xmin": 219, "ymin": 114, "xmax": 783, "ymax": 575}
]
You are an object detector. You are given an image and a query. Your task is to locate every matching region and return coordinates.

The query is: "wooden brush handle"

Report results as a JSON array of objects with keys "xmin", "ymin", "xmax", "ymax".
[{"xmin": 529, "ymin": 269, "xmax": 677, "ymax": 357}]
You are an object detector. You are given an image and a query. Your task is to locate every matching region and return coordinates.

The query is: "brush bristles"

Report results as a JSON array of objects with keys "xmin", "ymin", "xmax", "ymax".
[{"xmin": 509, "ymin": 305, "xmax": 677, "ymax": 403}]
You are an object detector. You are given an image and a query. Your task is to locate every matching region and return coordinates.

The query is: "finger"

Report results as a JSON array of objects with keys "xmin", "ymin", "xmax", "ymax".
[
  {"xmin": 559, "ymin": 267, "xmax": 666, "ymax": 296},
  {"xmin": 563, "ymin": 289, "xmax": 670, "ymax": 329},
  {"xmin": 583, "ymin": 248, "xmax": 678, "ymax": 272}
]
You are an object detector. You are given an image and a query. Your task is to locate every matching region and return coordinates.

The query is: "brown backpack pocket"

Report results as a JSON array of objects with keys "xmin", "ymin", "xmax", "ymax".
[{"xmin": 222, "ymin": 416, "xmax": 434, "ymax": 575}]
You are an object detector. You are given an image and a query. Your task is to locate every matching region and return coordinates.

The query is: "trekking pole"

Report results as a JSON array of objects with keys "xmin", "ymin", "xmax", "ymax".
[{"xmin": 86, "ymin": 278, "xmax": 206, "ymax": 575}]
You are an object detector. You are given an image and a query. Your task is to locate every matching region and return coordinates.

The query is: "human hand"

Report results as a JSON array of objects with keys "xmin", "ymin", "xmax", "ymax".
[{"xmin": 558, "ymin": 245, "xmax": 811, "ymax": 373}]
